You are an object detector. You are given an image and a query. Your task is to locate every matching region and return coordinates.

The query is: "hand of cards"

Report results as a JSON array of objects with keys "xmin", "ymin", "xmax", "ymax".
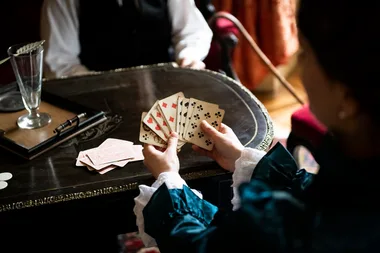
[
  {"xmin": 139, "ymin": 92, "xmax": 225, "ymax": 151},
  {"xmin": 76, "ymin": 138, "xmax": 144, "ymax": 174}
]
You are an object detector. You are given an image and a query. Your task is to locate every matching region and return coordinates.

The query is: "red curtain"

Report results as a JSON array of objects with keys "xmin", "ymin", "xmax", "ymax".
[{"xmin": 213, "ymin": 0, "xmax": 299, "ymax": 90}]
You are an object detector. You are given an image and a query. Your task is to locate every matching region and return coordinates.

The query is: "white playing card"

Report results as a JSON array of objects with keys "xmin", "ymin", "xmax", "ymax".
[
  {"xmin": 97, "ymin": 165, "xmax": 119, "ymax": 174},
  {"xmin": 76, "ymin": 151, "xmax": 88, "ymax": 166},
  {"xmin": 76, "ymin": 139, "xmax": 134, "ymax": 170},
  {"xmin": 184, "ymin": 103, "xmax": 225, "ymax": 151},
  {"xmin": 143, "ymin": 101, "xmax": 168, "ymax": 142},
  {"xmin": 179, "ymin": 98, "xmax": 190, "ymax": 141},
  {"xmin": 158, "ymin": 92, "xmax": 184, "ymax": 132},
  {"xmin": 99, "ymin": 138, "xmax": 133, "ymax": 148},
  {"xmin": 182, "ymin": 98, "xmax": 199, "ymax": 140},
  {"xmin": 176, "ymin": 97, "xmax": 184, "ymax": 134},
  {"xmin": 183, "ymin": 99, "xmax": 219, "ymax": 140},
  {"xmin": 128, "ymin": 145, "xmax": 144, "ymax": 162},
  {"xmin": 139, "ymin": 112, "xmax": 167, "ymax": 148},
  {"xmin": 151, "ymin": 106, "xmax": 170, "ymax": 138},
  {"xmin": 80, "ymin": 154, "xmax": 129, "ymax": 170},
  {"xmin": 85, "ymin": 144, "xmax": 135, "ymax": 166}
]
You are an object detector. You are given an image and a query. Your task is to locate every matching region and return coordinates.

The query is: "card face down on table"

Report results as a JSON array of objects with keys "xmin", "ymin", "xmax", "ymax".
[
  {"xmin": 139, "ymin": 92, "xmax": 225, "ymax": 151},
  {"xmin": 75, "ymin": 138, "xmax": 144, "ymax": 174}
]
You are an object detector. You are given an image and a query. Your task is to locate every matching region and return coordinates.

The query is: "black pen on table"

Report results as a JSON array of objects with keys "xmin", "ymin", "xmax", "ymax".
[{"xmin": 54, "ymin": 112, "xmax": 87, "ymax": 134}]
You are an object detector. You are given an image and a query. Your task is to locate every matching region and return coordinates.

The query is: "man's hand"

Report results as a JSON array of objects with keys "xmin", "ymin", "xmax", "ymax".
[{"xmin": 178, "ymin": 58, "xmax": 205, "ymax": 69}]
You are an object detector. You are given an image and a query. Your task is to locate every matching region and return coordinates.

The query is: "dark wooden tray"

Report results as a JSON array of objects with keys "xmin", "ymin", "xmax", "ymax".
[{"xmin": 0, "ymin": 82, "xmax": 106, "ymax": 160}]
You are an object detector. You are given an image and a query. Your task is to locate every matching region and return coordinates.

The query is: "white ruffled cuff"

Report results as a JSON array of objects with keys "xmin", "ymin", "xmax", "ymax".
[
  {"xmin": 133, "ymin": 172, "xmax": 202, "ymax": 247},
  {"xmin": 231, "ymin": 148, "xmax": 267, "ymax": 211}
]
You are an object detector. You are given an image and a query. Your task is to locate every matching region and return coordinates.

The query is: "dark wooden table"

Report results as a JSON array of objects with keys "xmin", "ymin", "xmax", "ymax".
[{"xmin": 0, "ymin": 63, "xmax": 273, "ymax": 251}]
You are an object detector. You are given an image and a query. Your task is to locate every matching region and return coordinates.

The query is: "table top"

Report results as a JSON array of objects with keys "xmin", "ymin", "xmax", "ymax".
[{"xmin": 0, "ymin": 63, "xmax": 273, "ymax": 213}]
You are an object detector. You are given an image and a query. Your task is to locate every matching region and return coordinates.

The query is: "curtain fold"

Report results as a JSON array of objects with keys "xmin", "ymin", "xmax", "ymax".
[{"xmin": 213, "ymin": 0, "xmax": 299, "ymax": 90}]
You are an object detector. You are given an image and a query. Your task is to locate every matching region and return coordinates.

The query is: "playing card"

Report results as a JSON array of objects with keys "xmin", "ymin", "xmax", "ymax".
[
  {"xmin": 76, "ymin": 151, "xmax": 87, "ymax": 166},
  {"xmin": 143, "ymin": 101, "xmax": 168, "ymax": 142},
  {"xmin": 97, "ymin": 165, "xmax": 119, "ymax": 174},
  {"xmin": 183, "ymin": 99, "xmax": 219, "ymax": 139},
  {"xmin": 184, "ymin": 103, "xmax": 225, "ymax": 151},
  {"xmin": 85, "ymin": 144, "xmax": 135, "ymax": 166},
  {"xmin": 179, "ymin": 98, "xmax": 190, "ymax": 141},
  {"xmin": 76, "ymin": 137, "xmax": 144, "ymax": 174},
  {"xmin": 76, "ymin": 139, "xmax": 134, "ymax": 170},
  {"xmin": 80, "ymin": 154, "xmax": 129, "ymax": 170},
  {"xmin": 176, "ymin": 97, "xmax": 184, "ymax": 133},
  {"xmin": 158, "ymin": 92, "xmax": 184, "ymax": 132},
  {"xmin": 182, "ymin": 97, "xmax": 200, "ymax": 140},
  {"xmin": 128, "ymin": 145, "xmax": 144, "ymax": 162},
  {"xmin": 99, "ymin": 138, "xmax": 133, "ymax": 148},
  {"xmin": 139, "ymin": 112, "xmax": 167, "ymax": 148},
  {"xmin": 151, "ymin": 106, "xmax": 170, "ymax": 137}
]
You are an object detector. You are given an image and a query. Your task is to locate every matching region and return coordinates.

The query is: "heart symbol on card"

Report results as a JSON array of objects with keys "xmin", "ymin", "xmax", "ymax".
[
  {"xmin": 147, "ymin": 118, "xmax": 153, "ymax": 124},
  {"xmin": 155, "ymin": 125, "xmax": 160, "ymax": 130}
]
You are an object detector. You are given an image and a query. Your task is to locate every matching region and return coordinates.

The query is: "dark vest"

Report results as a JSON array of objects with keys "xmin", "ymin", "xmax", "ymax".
[{"xmin": 78, "ymin": 0, "xmax": 173, "ymax": 71}]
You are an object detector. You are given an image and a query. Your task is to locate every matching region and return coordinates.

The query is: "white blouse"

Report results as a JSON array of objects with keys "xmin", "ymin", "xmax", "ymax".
[
  {"xmin": 40, "ymin": 0, "xmax": 213, "ymax": 78},
  {"xmin": 133, "ymin": 147, "xmax": 267, "ymax": 247}
]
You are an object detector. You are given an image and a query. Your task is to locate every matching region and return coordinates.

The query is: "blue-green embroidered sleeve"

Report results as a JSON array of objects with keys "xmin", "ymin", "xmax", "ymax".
[
  {"xmin": 143, "ymin": 179, "xmax": 311, "ymax": 253},
  {"xmin": 251, "ymin": 142, "xmax": 316, "ymax": 197}
]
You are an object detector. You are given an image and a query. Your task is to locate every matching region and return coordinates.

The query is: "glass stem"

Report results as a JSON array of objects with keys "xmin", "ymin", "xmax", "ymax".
[{"xmin": 29, "ymin": 108, "xmax": 38, "ymax": 119}]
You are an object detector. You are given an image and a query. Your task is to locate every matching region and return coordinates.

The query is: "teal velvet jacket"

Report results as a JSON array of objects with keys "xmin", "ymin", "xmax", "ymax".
[{"xmin": 143, "ymin": 136, "xmax": 380, "ymax": 252}]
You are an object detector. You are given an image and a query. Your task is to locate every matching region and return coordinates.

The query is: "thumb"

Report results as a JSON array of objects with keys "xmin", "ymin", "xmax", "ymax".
[
  {"xmin": 166, "ymin": 132, "xmax": 179, "ymax": 155},
  {"xmin": 200, "ymin": 120, "xmax": 222, "ymax": 139}
]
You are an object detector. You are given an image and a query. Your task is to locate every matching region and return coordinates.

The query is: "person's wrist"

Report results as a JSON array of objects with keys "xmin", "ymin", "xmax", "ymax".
[
  {"xmin": 233, "ymin": 145, "xmax": 244, "ymax": 161},
  {"xmin": 229, "ymin": 146, "xmax": 244, "ymax": 172},
  {"xmin": 154, "ymin": 169, "xmax": 178, "ymax": 179}
]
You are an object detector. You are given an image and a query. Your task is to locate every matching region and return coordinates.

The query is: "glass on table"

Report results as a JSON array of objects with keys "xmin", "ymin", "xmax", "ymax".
[{"xmin": 7, "ymin": 42, "xmax": 51, "ymax": 129}]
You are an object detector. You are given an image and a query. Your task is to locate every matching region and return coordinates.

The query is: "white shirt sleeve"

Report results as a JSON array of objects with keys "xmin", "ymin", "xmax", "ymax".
[
  {"xmin": 41, "ymin": 0, "xmax": 212, "ymax": 78},
  {"xmin": 168, "ymin": 0, "xmax": 213, "ymax": 62},
  {"xmin": 231, "ymin": 148, "xmax": 267, "ymax": 211},
  {"xmin": 133, "ymin": 172, "xmax": 202, "ymax": 247},
  {"xmin": 40, "ymin": 0, "xmax": 88, "ymax": 78}
]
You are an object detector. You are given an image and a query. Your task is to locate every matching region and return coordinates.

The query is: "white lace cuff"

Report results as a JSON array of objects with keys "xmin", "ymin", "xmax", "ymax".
[
  {"xmin": 231, "ymin": 148, "xmax": 267, "ymax": 211},
  {"xmin": 133, "ymin": 172, "xmax": 202, "ymax": 247}
]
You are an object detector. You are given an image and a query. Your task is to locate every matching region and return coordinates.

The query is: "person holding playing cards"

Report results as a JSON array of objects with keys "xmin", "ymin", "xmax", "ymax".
[
  {"xmin": 40, "ymin": 0, "xmax": 212, "ymax": 78},
  {"xmin": 134, "ymin": 0, "xmax": 380, "ymax": 252}
]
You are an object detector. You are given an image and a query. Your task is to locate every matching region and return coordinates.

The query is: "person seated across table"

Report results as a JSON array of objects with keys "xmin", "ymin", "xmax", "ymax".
[
  {"xmin": 134, "ymin": 0, "xmax": 380, "ymax": 252},
  {"xmin": 40, "ymin": 0, "xmax": 212, "ymax": 78}
]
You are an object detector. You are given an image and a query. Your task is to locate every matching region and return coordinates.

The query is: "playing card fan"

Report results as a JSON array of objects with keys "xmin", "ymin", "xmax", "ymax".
[{"xmin": 139, "ymin": 92, "xmax": 225, "ymax": 151}]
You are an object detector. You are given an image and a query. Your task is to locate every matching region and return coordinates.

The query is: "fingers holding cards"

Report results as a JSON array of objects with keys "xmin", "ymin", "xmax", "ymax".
[
  {"xmin": 139, "ymin": 92, "xmax": 225, "ymax": 152},
  {"xmin": 185, "ymin": 108, "xmax": 225, "ymax": 151}
]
